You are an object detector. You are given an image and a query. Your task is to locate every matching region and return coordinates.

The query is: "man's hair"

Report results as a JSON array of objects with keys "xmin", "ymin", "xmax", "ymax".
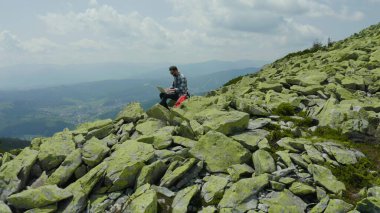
[{"xmin": 169, "ymin": 65, "xmax": 178, "ymax": 71}]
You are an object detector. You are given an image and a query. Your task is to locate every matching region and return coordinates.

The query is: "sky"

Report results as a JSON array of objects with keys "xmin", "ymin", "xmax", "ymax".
[{"xmin": 0, "ymin": 0, "xmax": 379, "ymax": 68}]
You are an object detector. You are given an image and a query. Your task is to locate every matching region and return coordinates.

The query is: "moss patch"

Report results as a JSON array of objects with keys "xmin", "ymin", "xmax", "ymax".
[
  {"xmin": 272, "ymin": 103, "xmax": 297, "ymax": 116},
  {"xmin": 329, "ymin": 157, "xmax": 380, "ymax": 203}
]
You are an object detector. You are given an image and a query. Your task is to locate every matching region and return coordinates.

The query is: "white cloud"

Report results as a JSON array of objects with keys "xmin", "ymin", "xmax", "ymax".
[
  {"xmin": 22, "ymin": 37, "xmax": 60, "ymax": 53},
  {"xmin": 0, "ymin": 31, "xmax": 23, "ymax": 52},
  {"xmin": 70, "ymin": 39, "xmax": 109, "ymax": 50},
  {"xmin": 89, "ymin": 0, "xmax": 98, "ymax": 7}
]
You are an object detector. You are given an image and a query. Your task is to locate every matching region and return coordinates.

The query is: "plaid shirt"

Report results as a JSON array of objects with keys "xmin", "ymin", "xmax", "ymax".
[{"xmin": 172, "ymin": 73, "xmax": 188, "ymax": 96}]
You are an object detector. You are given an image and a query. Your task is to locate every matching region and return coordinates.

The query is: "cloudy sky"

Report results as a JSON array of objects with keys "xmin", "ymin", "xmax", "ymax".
[{"xmin": 0, "ymin": 0, "xmax": 379, "ymax": 67}]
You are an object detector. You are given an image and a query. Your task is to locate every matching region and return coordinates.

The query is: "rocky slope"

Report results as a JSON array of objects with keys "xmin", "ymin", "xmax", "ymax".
[{"xmin": 1, "ymin": 23, "xmax": 380, "ymax": 213}]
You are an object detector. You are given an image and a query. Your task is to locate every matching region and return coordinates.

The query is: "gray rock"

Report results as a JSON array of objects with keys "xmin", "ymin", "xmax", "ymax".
[
  {"xmin": 172, "ymin": 185, "xmax": 199, "ymax": 213},
  {"xmin": 252, "ymin": 149, "xmax": 276, "ymax": 175},
  {"xmin": 201, "ymin": 175, "xmax": 229, "ymax": 205},
  {"xmin": 324, "ymin": 199, "xmax": 354, "ymax": 213},
  {"xmin": 0, "ymin": 148, "xmax": 39, "ymax": 200},
  {"xmin": 218, "ymin": 174, "xmax": 269, "ymax": 212}
]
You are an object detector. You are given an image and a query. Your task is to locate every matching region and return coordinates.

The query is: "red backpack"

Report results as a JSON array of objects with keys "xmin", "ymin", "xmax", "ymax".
[{"xmin": 174, "ymin": 95, "xmax": 188, "ymax": 108}]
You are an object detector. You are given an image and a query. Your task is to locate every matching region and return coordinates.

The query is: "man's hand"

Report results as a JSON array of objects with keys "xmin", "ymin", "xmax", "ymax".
[{"xmin": 165, "ymin": 88, "xmax": 176, "ymax": 93}]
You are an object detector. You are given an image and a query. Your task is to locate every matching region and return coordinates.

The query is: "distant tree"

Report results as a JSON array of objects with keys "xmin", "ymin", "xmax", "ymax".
[
  {"xmin": 327, "ymin": 37, "xmax": 334, "ymax": 47},
  {"xmin": 311, "ymin": 39, "xmax": 323, "ymax": 51}
]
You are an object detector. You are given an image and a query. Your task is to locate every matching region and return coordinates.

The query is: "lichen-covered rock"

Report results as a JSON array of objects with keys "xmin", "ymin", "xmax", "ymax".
[
  {"xmin": 234, "ymin": 98, "xmax": 270, "ymax": 116},
  {"xmin": 0, "ymin": 201, "xmax": 12, "ymax": 213},
  {"xmin": 252, "ymin": 149, "xmax": 276, "ymax": 175},
  {"xmin": 190, "ymin": 131, "xmax": 251, "ymax": 172},
  {"xmin": 355, "ymin": 196, "xmax": 380, "ymax": 212},
  {"xmin": 193, "ymin": 109, "xmax": 249, "ymax": 135},
  {"xmin": 59, "ymin": 162, "xmax": 107, "ymax": 213},
  {"xmin": 218, "ymin": 174, "xmax": 269, "ymax": 212},
  {"xmin": 7, "ymin": 185, "xmax": 71, "ymax": 209},
  {"xmin": 304, "ymin": 144, "xmax": 325, "ymax": 164},
  {"xmin": 231, "ymin": 131, "xmax": 267, "ymax": 151},
  {"xmin": 329, "ymin": 146, "xmax": 357, "ymax": 165},
  {"xmin": 172, "ymin": 185, "xmax": 199, "ymax": 213},
  {"xmin": 115, "ymin": 102, "xmax": 145, "ymax": 122},
  {"xmin": 289, "ymin": 182, "xmax": 316, "ymax": 196},
  {"xmin": 123, "ymin": 184, "xmax": 157, "ymax": 213},
  {"xmin": 104, "ymin": 140, "xmax": 154, "ymax": 191},
  {"xmin": 0, "ymin": 148, "xmax": 39, "ymax": 200},
  {"xmin": 261, "ymin": 189, "xmax": 307, "ymax": 213},
  {"xmin": 368, "ymin": 186, "xmax": 380, "ymax": 198},
  {"xmin": 308, "ymin": 164, "xmax": 346, "ymax": 195},
  {"xmin": 172, "ymin": 136, "xmax": 197, "ymax": 148},
  {"xmin": 160, "ymin": 158, "xmax": 197, "ymax": 188},
  {"xmin": 135, "ymin": 118, "xmax": 166, "ymax": 135},
  {"xmin": 201, "ymin": 175, "xmax": 229, "ymax": 205},
  {"xmin": 227, "ymin": 164, "xmax": 254, "ymax": 182},
  {"xmin": 24, "ymin": 205, "xmax": 57, "ymax": 213},
  {"xmin": 309, "ymin": 196, "xmax": 329, "ymax": 213},
  {"xmin": 324, "ymin": 199, "xmax": 354, "ymax": 213},
  {"xmin": 88, "ymin": 194, "xmax": 111, "ymax": 213},
  {"xmin": 38, "ymin": 130, "xmax": 75, "ymax": 171},
  {"xmin": 276, "ymin": 150, "xmax": 294, "ymax": 167},
  {"xmin": 46, "ymin": 149, "xmax": 82, "ymax": 186},
  {"xmin": 136, "ymin": 160, "xmax": 167, "ymax": 189},
  {"xmin": 82, "ymin": 137, "xmax": 110, "ymax": 166}
]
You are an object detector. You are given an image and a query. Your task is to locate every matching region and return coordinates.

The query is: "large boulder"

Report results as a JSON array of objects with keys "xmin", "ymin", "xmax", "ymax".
[
  {"xmin": 324, "ymin": 199, "xmax": 354, "ymax": 212},
  {"xmin": 192, "ymin": 109, "xmax": 249, "ymax": 135},
  {"xmin": 46, "ymin": 149, "xmax": 82, "ymax": 186},
  {"xmin": 356, "ymin": 197, "xmax": 380, "ymax": 212},
  {"xmin": 0, "ymin": 148, "xmax": 39, "ymax": 200},
  {"xmin": 260, "ymin": 190, "xmax": 307, "ymax": 213},
  {"xmin": 308, "ymin": 164, "xmax": 346, "ymax": 195},
  {"xmin": 75, "ymin": 119, "xmax": 114, "ymax": 139},
  {"xmin": 218, "ymin": 174, "xmax": 269, "ymax": 212},
  {"xmin": 160, "ymin": 158, "xmax": 197, "ymax": 188},
  {"xmin": 0, "ymin": 201, "xmax": 12, "ymax": 213},
  {"xmin": 190, "ymin": 131, "xmax": 251, "ymax": 172},
  {"xmin": 234, "ymin": 98, "xmax": 270, "ymax": 116},
  {"xmin": 135, "ymin": 118, "xmax": 166, "ymax": 135},
  {"xmin": 82, "ymin": 137, "xmax": 110, "ymax": 167},
  {"xmin": 123, "ymin": 184, "xmax": 157, "ymax": 213},
  {"xmin": 7, "ymin": 185, "xmax": 71, "ymax": 209},
  {"xmin": 38, "ymin": 130, "xmax": 76, "ymax": 171},
  {"xmin": 171, "ymin": 185, "xmax": 199, "ymax": 213},
  {"xmin": 231, "ymin": 130, "xmax": 268, "ymax": 151},
  {"xmin": 252, "ymin": 149, "xmax": 276, "ymax": 175},
  {"xmin": 115, "ymin": 102, "xmax": 145, "ymax": 122},
  {"xmin": 201, "ymin": 175, "xmax": 229, "ymax": 205},
  {"xmin": 58, "ymin": 162, "xmax": 107, "ymax": 213},
  {"xmin": 104, "ymin": 140, "xmax": 155, "ymax": 191},
  {"xmin": 136, "ymin": 160, "xmax": 167, "ymax": 189}
]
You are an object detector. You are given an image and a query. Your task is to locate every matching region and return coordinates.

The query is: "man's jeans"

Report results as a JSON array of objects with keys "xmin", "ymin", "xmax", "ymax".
[{"xmin": 159, "ymin": 92, "xmax": 179, "ymax": 109}]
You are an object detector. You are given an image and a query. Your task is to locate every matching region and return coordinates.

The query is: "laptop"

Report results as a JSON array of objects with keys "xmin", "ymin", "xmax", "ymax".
[{"xmin": 156, "ymin": 86, "xmax": 166, "ymax": 93}]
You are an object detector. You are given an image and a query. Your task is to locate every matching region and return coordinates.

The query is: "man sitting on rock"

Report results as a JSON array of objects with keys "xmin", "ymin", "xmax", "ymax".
[{"xmin": 159, "ymin": 65, "xmax": 189, "ymax": 109}]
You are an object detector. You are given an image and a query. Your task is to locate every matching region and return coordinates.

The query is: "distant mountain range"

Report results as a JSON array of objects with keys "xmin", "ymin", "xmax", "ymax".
[
  {"xmin": 0, "ymin": 60, "xmax": 267, "ymax": 90},
  {"xmin": 0, "ymin": 64, "xmax": 260, "ymax": 139}
]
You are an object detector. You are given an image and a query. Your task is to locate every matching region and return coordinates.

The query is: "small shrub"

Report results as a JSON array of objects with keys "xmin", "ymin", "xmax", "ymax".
[
  {"xmin": 310, "ymin": 126, "xmax": 349, "ymax": 142},
  {"xmin": 338, "ymin": 52, "xmax": 359, "ymax": 62},
  {"xmin": 266, "ymin": 129, "xmax": 295, "ymax": 149},
  {"xmin": 272, "ymin": 103, "xmax": 297, "ymax": 116},
  {"xmin": 329, "ymin": 157, "xmax": 380, "ymax": 203},
  {"xmin": 293, "ymin": 116, "xmax": 316, "ymax": 127}
]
